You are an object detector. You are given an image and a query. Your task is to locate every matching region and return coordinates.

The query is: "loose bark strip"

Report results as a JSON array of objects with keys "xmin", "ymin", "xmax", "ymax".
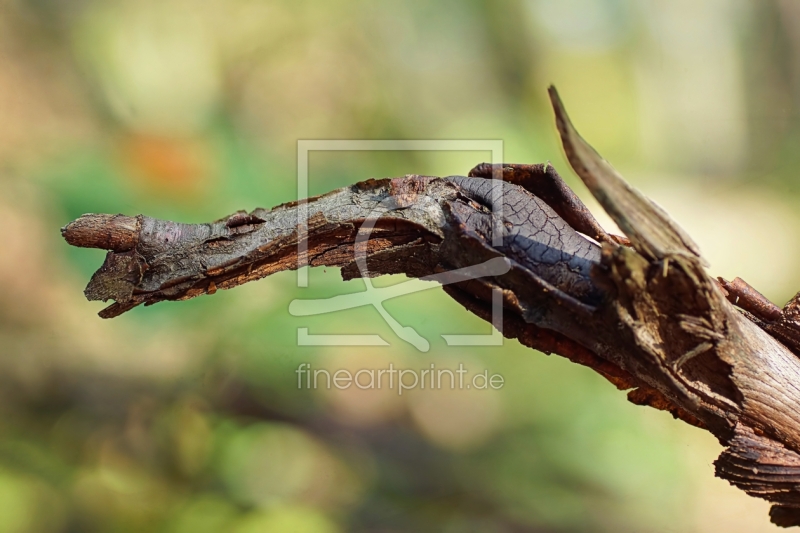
[{"xmin": 61, "ymin": 87, "xmax": 800, "ymax": 527}]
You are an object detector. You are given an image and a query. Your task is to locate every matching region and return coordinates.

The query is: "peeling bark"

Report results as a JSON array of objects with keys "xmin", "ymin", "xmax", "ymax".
[{"xmin": 61, "ymin": 86, "xmax": 800, "ymax": 527}]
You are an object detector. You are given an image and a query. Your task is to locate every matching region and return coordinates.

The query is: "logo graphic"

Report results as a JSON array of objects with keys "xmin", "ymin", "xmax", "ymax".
[{"xmin": 290, "ymin": 140, "xmax": 506, "ymax": 352}]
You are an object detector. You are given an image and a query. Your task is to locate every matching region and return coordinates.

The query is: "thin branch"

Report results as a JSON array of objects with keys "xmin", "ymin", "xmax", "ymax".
[{"xmin": 61, "ymin": 87, "xmax": 800, "ymax": 527}]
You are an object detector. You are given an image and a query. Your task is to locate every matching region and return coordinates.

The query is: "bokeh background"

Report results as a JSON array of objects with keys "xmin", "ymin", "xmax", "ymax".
[{"xmin": 1, "ymin": 0, "xmax": 799, "ymax": 531}]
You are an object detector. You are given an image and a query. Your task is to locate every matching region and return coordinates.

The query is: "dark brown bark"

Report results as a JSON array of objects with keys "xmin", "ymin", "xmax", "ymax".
[{"xmin": 61, "ymin": 86, "xmax": 800, "ymax": 527}]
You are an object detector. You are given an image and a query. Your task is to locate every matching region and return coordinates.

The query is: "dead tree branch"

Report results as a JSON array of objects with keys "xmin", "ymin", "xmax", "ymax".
[{"xmin": 61, "ymin": 86, "xmax": 800, "ymax": 527}]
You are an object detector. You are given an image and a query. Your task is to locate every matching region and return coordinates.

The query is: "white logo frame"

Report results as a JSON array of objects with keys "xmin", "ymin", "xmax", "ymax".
[{"xmin": 291, "ymin": 140, "xmax": 506, "ymax": 352}]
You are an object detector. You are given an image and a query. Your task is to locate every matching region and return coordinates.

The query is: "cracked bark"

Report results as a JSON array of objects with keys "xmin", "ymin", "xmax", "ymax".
[{"xmin": 61, "ymin": 86, "xmax": 800, "ymax": 527}]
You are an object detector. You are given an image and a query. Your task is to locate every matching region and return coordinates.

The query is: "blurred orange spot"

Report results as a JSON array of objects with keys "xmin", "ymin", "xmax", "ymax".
[
  {"xmin": 315, "ymin": 351, "xmax": 406, "ymax": 426},
  {"xmin": 119, "ymin": 134, "xmax": 210, "ymax": 193}
]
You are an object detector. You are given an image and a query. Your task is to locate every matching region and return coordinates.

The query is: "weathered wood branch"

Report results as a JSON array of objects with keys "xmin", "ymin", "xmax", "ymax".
[{"xmin": 61, "ymin": 87, "xmax": 800, "ymax": 527}]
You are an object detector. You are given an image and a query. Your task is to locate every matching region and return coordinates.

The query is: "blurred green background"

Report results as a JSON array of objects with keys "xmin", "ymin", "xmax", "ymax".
[{"xmin": 0, "ymin": 0, "xmax": 798, "ymax": 531}]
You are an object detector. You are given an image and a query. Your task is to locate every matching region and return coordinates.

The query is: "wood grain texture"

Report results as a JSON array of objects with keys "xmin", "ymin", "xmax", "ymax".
[{"xmin": 61, "ymin": 87, "xmax": 800, "ymax": 527}]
